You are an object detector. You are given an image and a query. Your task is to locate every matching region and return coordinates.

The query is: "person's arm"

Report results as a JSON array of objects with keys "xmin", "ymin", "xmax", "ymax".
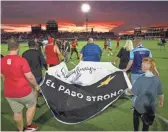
[
  {"xmin": 0, "ymin": 73, "xmax": 5, "ymax": 81},
  {"xmin": 157, "ymin": 79, "xmax": 164, "ymax": 107},
  {"xmin": 22, "ymin": 59, "xmax": 39, "ymax": 91},
  {"xmin": 54, "ymin": 45, "xmax": 64, "ymax": 61},
  {"xmin": 154, "ymin": 66, "xmax": 159, "ymax": 76},
  {"xmin": 159, "ymin": 95, "xmax": 164, "ymax": 107},
  {"xmin": 24, "ymin": 72, "xmax": 39, "ymax": 91},
  {"xmin": 112, "ymin": 49, "xmax": 122, "ymax": 64},
  {"xmin": 80, "ymin": 53, "xmax": 83, "ymax": 61},
  {"xmin": 124, "ymin": 60, "xmax": 133, "ymax": 72},
  {"xmin": 124, "ymin": 50, "xmax": 134, "ymax": 72},
  {"xmin": 112, "ymin": 56, "xmax": 119, "ymax": 65}
]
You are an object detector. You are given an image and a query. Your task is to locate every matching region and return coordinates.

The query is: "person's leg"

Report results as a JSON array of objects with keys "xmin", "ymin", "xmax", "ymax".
[
  {"xmin": 14, "ymin": 112, "xmax": 24, "ymax": 132},
  {"xmin": 142, "ymin": 123, "xmax": 149, "ymax": 131},
  {"xmin": 24, "ymin": 91, "xmax": 38, "ymax": 130},
  {"xmin": 75, "ymin": 48, "xmax": 79, "ymax": 59},
  {"xmin": 70, "ymin": 48, "xmax": 74, "ymax": 59},
  {"xmin": 26, "ymin": 104, "xmax": 36, "ymax": 126},
  {"xmin": 6, "ymin": 98, "xmax": 24, "ymax": 131},
  {"xmin": 133, "ymin": 109, "xmax": 140, "ymax": 131}
]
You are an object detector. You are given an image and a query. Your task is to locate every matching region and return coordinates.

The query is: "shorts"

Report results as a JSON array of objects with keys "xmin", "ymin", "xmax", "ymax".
[{"xmin": 6, "ymin": 90, "xmax": 37, "ymax": 113}]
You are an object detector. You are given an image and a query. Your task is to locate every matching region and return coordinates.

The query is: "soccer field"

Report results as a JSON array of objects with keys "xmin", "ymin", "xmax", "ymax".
[{"xmin": 1, "ymin": 40, "xmax": 168, "ymax": 131}]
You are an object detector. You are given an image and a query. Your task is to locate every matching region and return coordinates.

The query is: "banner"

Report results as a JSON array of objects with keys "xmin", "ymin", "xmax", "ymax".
[{"xmin": 40, "ymin": 61, "xmax": 132, "ymax": 124}]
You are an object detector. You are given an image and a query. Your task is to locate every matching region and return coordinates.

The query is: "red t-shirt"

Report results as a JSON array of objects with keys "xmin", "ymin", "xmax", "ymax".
[
  {"xmin": 104, "ymin": 40, "xmax": 107, "ymax": 46},
  {"xmin": 45, "ymin": 44, "xmax": 60, "ymax": 65},
  {"xmin": 72, "ymin": 40, "xmax": 77, "ymax": 48},
  {"xmin": 1, "ymin": 55, "xmax": 32, "ymax": 98},
  {"xmin": 116, "ymin": 38, "xmax": 120, "ymax": 42}
]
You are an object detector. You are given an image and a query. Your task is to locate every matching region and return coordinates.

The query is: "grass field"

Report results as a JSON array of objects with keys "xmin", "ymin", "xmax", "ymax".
[{"xmin": 1, "ymin": 40, "xmax": 168, "ymax": 131}]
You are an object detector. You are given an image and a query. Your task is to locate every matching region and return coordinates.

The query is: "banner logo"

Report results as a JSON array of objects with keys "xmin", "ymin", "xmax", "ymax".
[{"xmin": 97, "ymin": 75, "xmax": 116, "ymax": 88}]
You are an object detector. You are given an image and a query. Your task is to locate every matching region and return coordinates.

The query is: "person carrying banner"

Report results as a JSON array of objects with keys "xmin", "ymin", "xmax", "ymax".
[
  {"xmin": 112, "ymin": 40, "xmax": 133, "ymax": 75},
  {"xmin": 70, "ymin": 39, "xmax": 79, "ymax": 59},
  {"xmin": 45, "ymin": 37, "xmax": 64, "ymax": 68},
  {"xmin": 80, "ymin": 38, "xmax": 102, "ymax": 62},
  {"xmin": 124, "ymin": 38, "xmax": 159, "ymax": 107},
  {"xmin": 22, "ymin": 40, "xmax": 48, "ymax": 107},
  {"xmin": 128, "ymin": 57, "xmax": 164, "ymax": 131},
  {"xmin": 1, "ymin": 38, "xmax": 39, "ymax": 131}
]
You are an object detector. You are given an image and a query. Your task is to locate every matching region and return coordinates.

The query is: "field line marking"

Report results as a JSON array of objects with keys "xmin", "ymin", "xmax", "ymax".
[
  {"xmin": 155, "ymin": 113, "xmax": 168, "ymax": 124},
  {"xmin": 70, "ymin": 61, "xmax": 77, "ymax": 66}
]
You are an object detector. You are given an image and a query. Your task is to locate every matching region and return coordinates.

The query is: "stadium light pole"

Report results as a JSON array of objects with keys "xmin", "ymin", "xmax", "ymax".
[{"xmin": 81, "ymin": 3, "xmax": 90, "ymax": 32}]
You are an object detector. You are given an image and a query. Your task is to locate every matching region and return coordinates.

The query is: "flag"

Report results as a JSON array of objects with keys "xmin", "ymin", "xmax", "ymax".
[{"xmin": 40, "ymin": 61, "xmax": 132, "ymax": 124}]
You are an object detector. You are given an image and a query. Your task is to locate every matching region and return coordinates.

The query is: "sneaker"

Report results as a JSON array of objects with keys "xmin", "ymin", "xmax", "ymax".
[{"xmin": 24, "ymin": 124, "xmax": 38, "ymax": 131}]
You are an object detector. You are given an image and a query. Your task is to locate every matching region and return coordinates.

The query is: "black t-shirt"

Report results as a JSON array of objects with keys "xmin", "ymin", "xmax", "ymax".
[
  {"xmin": 22, "ymin": 49, "xmax": 47, "ymax": 77},
  {"xmin": 117, "ymin": 47, "xmax": 130, "ymax": 69}
]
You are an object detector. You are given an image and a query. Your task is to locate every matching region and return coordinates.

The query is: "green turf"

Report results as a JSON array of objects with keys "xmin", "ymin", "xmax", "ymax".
[{"xmin": 1, "ymin": 40, "xmax": 168, "ymax": 131}]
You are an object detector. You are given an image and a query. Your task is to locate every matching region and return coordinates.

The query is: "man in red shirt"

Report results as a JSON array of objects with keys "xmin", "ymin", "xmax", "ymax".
[
  {"xmin": 103, "ymin": 39, "xmax": 107, "ymax": 51},
  {"xmin": 70, "ymin": 39, "xmax": 79, "ymax": 59},
  {"xmin": 1, "ymin": 38, "xmax": 39, "ymax": 131},
  {"xmin": 116, "ymin": 37, "xmax": 120, "ymax": 49}
]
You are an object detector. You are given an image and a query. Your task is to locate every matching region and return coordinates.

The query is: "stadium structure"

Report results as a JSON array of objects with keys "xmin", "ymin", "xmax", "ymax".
[
  {"xmin": 31, "ymin": 24, "xmax": 42, "ymax": 33},
  {"xmin": 46, "ymin": 20, "xmax": 58, "ymax": 33},
  {"xmin": 134, "ymin": 26, "xmax": 168, "ymax": 38}
]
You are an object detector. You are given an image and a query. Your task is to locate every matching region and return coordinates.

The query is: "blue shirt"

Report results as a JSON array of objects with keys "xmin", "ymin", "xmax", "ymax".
[
  {"xmin": 130, "ymin": 45, "xmax": 152, "ymax": 74},
  {"xmin": 132, "ymin": 74, "xmax": 162, "ymax": 113},
  {"xmin": 107, "ymin": 41, "xmax": 111, "ymax": 47},
  {"xmin": 80, "ymin": 43, "xmax": 102, "ymax": 62}
]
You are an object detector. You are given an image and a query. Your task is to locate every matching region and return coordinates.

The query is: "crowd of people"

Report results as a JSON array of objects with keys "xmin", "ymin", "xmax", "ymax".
[
  {"xmin": 1, "ymin": 31, "xmax": 116, "ymax": 43},
  {"xmin": 1, "ymin": 35, "xmax": 165, "ymax": 131}
]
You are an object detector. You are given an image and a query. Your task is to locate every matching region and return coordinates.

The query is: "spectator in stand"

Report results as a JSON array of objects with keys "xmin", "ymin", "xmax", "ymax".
[
  {"xmin": 128, "ymin": 58, "xmax": 164, "ymax": 131},
  {"xmin": 1, "ymin": 38, "xmax": 39, "ymax": 131},
  {"xmin": 80, "ymin": 38, "xmax": 102, "ymax": 62},
  {"xmin": 112, "ymin": 40, "xmax": 134, "ymax": 75},
  {"xmin": 45, "ymin": 37, "xmax": 64, "ymax": 68},
  {"xmin": 70, "ymin": 39, "xmax": 79, "ymax": 59}
]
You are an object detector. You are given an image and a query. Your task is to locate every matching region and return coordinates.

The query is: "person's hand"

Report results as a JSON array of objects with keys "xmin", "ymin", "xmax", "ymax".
[
  {"xmin": 123, "ymin": 69, "xmax": 127, "ymax": 72},
  {"xmin": 159, "ymin": 101, "xmax": 163, "ymax": 108},
  {"xmin": 112, "ymin": 61, "xmax": 115, "ymax": 65},
  {"xmin": 35, "ymin": 85, "xmax": 40, "ymax": 91}
]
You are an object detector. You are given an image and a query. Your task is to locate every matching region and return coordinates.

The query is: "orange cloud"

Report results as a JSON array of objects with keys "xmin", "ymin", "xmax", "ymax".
[
  {"xmin": 119, "ymin": 30, "xmax": 134, "ymax": 35},
  {"xmin": 1, "ymin": 20, "xmax": 124, "ymax": 33}
]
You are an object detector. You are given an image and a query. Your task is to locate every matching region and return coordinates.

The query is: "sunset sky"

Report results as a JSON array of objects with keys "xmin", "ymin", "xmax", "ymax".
[{"xmin": 1, "ymin": 1, "xmax": 168, "ymax": 33}]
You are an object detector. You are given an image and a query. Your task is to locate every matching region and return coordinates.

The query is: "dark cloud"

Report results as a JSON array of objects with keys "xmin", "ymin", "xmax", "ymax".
[{"xmin": 1, "ymin": 1, "xmax": 168, "ymax": 32}]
